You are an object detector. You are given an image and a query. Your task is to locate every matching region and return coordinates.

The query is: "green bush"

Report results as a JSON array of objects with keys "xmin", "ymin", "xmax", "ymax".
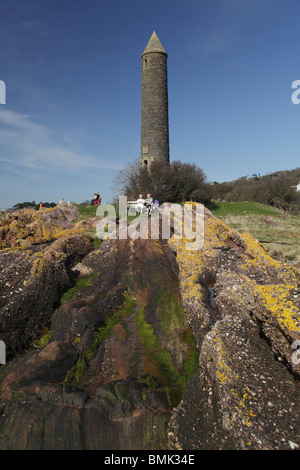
[{"xmin": 113, "ymin": 159, "xmax": 210, "ymax": 205}]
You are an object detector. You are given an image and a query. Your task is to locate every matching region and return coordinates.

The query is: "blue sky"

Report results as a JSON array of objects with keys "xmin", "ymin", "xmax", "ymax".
[{"xmin": 1, "ymin": 0, "xmax": 300, "ymax": 209}]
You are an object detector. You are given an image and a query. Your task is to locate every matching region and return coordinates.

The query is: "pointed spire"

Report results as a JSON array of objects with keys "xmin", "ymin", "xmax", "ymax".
[{"xmin": 142, "ymin": 31, "xmax": 168, "ymax": 58}]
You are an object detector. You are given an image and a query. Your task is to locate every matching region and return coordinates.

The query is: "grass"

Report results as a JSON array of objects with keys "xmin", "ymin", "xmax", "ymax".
[
  {"xmin": 75, "ymin": 204, "xmax": 99, "ymax": 218},
  {"xmin": 60, "ymin": 274, "xmax": 96, "ymax": 305},
  {"xmin": 212, "ymin": 201, "xmax": 300, "ymax": 266},
  {"xmin": 212, "ymin": 201, "xmax": 282, "ymax": 217}
]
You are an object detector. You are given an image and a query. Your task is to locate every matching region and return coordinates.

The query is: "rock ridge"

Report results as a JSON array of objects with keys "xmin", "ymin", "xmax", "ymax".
[
  {"xmin": 0, "ymin": 206, "xmax": 197, "ymax": 449},
  {"xmin": 167, "ymin": 205, "xmax": 300, "ymax": 450},
  {"xmin": 0, "ymin": 204, "xmax": 299, "ymax": 450}
]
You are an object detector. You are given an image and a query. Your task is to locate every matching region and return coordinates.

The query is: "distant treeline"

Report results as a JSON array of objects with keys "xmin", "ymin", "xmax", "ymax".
[
  {"xmin": 13, "ymin": 201, "xmax": 57, "ymax": 210},
  {"xmin": 211, "ymin": 168, "xmax": 300, "ymax": 211}
]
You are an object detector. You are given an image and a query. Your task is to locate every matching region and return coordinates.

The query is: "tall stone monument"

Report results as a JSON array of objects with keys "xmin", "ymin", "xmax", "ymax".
[{"xmin": 141, "ymin": 31, "xmax": 170, "ymax": 168}]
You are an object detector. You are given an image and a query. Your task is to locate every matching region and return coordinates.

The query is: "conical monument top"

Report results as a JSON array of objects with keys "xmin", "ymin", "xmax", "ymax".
[{"xmin": 141, "ymin": 31, "xmax": 168, "ymax": 58}]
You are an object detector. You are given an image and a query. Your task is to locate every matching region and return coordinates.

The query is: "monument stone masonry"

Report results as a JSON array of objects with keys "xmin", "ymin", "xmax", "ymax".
[{"xmin": 141, "ymin": 31, "xmax": 170, "ymax": 168}]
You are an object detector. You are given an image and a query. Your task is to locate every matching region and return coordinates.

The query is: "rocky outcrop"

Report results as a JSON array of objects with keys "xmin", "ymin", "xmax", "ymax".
[
  {"xmin": 0, "ymin": 208, "xmax": 198, "ymax": 450},
  {"xmin": 0, "ymin": 205, "xmax": 299, "ymax": 450},
  {"xmin": 0, "ymin": 205, "xmax": 88, "ymax": 249},
  {"xmin": 0, "ymin": 205, "xmax": 95, "ymax": 361},
  {"xmin": 167, "ymin": 205, "xmax": 300, "ymax": 450}
]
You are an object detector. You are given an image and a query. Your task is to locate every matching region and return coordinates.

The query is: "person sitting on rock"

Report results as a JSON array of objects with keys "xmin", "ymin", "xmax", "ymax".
[{"xmin": 91, "ymin": 193, "xmax": 101, "ymax": 205}]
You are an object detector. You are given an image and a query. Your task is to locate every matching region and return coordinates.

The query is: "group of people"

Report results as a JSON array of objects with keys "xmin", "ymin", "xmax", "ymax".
[
  {"xmin": 89, "ymin": 191, "xmax": 157, "ymax": 214},
  {"xmin": 136, "ymin": 193, "xmax": 156, "ymax": 214}
]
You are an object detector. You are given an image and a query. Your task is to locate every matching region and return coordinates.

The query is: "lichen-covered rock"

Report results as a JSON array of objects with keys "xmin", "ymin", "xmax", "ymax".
[
  {"xmin": 0, "ymin": 234, "xmax": 94, "ymax": 361},
  {"xmin": 0, "ymin": 205, "xmax": 87, "ymax": 249},
  {"xmin": 0, "ymin": 205, "xmax": 96, "ymax": 361},
  {"xmin": 0, "ymin": 235, "xmax": 198, "ymax": 450},
  {"xmin": 0, "ymin": 204, "xmax": 299, "ymax": 450},
  {"xmin": 167, "ymin": 204, "xmax": 300, "ymax": 450}
]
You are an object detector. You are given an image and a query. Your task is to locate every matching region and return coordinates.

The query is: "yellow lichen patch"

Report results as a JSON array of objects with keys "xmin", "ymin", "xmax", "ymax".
[
  {"xmin": 30, "ymin": 252, "xmax": 66, "ymax": 278},
  {"xmin": 212, "ymin": 333, "xmax": 256, "ymax": 428},
  {"xmin": 168, "ymin": 205, "xmax": 233, "ymax": 307},
  {"xmin": 212, "ymin": 333, "xmax": 239, "ymax": 387},
  {"xmin": 0, "ymin": 206, "xmax": 89, "ymax": 250},
  {"xmin": 240, "ymin": 232, "xmax": 298, "ymax": 285},
  {"xmin": 256, "ymin": 284, "xmax": 300, "ymax": 334},
  {"xmin": 203, "ymin": 216, "xmax": 232, "ymax": 251},
  {"xmin": 235, "ymin": 387, "xmax": 257, "ymax": 427}
]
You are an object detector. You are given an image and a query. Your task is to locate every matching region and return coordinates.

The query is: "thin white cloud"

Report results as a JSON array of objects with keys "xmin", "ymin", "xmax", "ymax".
[
  {"xmin": 0, "ymin": 109, "xmax": 45, "ymax": 132},
  {"xmin": 0, "ymin": 109, "xmax": 118, "ymax": 172}
]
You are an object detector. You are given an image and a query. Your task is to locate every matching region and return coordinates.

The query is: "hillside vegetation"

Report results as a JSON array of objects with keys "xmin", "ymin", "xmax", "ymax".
[{"xmin": 211, "ymin": 167, "xmax": 300, "ymax": 212}]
